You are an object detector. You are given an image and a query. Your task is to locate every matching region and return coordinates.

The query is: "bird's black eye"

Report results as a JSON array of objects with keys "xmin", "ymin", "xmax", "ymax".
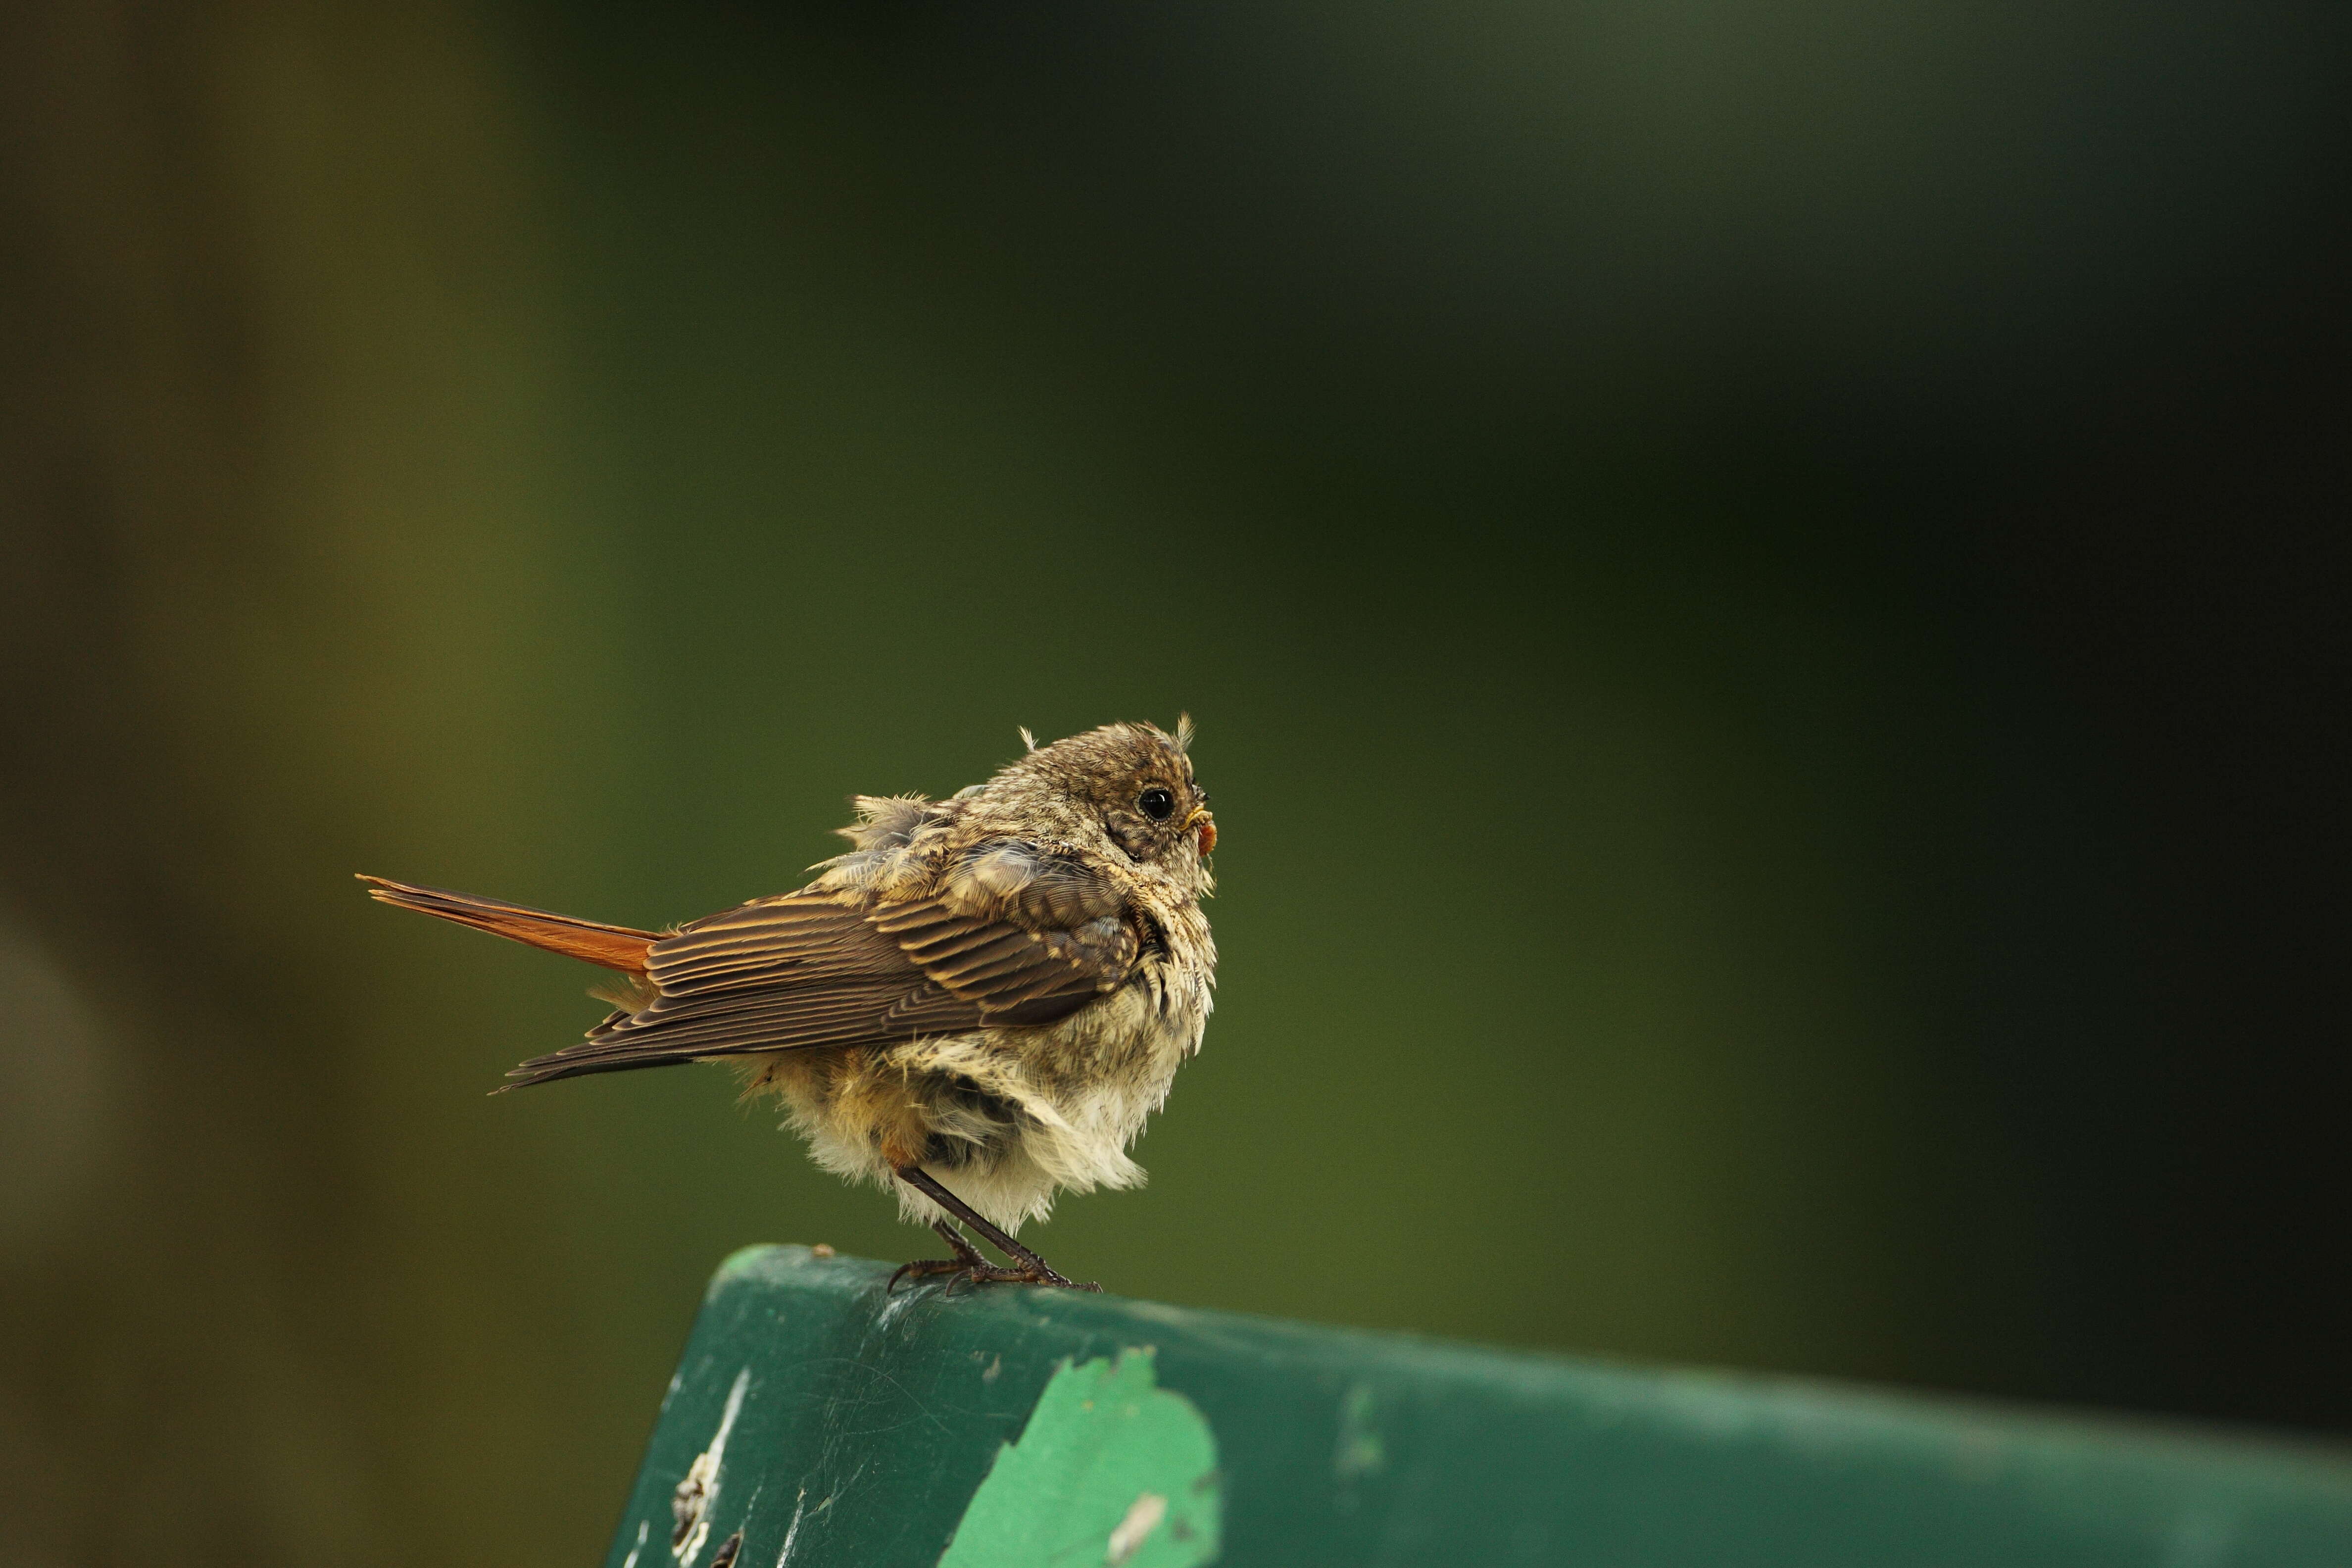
[{"xmin": 1138, "ymin": 787, "xmax": 1176, "ymax": 821}]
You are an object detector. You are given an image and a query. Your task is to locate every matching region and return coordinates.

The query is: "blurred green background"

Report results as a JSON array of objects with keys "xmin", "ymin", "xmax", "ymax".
[{"xmin": 3, "ymin": 0, "xmax": 2347, "ymax": 1562}]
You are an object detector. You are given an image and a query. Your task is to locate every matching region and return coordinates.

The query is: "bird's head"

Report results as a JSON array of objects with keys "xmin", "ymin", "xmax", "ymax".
[{"xmin": 969, "ymin": 718, "xmax": 1216, "ymax": 895}]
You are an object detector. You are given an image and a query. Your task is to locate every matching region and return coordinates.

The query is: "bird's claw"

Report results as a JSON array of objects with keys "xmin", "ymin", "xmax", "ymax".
[{"xmin": 887, "ymin": 1257, "xmax": 969, "ymax": 1293}]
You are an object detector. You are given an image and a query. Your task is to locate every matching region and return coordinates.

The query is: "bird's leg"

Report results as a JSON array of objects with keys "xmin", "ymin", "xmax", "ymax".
[{"xmin": 891, "ymin": 1165, "xmax": 1101, "ymax": 1291}]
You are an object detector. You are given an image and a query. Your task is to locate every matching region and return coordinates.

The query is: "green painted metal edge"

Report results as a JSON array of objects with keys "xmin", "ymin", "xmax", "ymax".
[{"xmin": 605, "ymin": 1246, "xmax": 2352, "ymax": 1567}]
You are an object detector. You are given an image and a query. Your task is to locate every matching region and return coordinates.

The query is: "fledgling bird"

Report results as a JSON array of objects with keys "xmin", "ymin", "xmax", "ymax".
[{"xmin": 361, "ymin": 719, "xmax": 1216, "ymax": 1290}]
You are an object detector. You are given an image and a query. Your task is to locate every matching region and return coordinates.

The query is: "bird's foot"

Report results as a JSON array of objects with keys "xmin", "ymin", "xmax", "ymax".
[
  {"xmin": 887, "ymin": 1252, "xmax": 1100, "ymax": 1293},
  {"xmin": 969, "ymin": 1257, "xmax": 1101, "ymax": 1292},
  {"xmin": 887, "ymin": 1207, "xmax": 1104, "ymax": 1293},
  {"xmin": 887, "ymin": 1255, "xmax": 975, "ymax": 1292}
]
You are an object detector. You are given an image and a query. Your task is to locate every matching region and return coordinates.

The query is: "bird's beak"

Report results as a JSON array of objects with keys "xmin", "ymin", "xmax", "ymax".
[{"xmin": 1183, "ymin": 806, "xmax": 1217, "ymax": 855}]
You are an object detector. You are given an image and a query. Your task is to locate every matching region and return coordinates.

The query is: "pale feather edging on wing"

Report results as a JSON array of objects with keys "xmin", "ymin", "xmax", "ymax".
[{"xmin": 506, "ymin": 880, "xmax": 1144, "ymax": 1085}]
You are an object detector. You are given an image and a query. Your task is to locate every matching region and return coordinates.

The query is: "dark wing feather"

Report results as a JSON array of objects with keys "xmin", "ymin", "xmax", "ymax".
[{"xmin": 502, "ymin": 878, "xmax": 1138, "ymax": 1088}]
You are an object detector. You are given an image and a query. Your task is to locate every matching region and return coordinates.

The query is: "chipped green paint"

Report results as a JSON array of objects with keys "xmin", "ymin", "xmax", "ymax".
[{"xmin": 939, "ymin": 1350, "xmax": 1221, "ymax": 1568}]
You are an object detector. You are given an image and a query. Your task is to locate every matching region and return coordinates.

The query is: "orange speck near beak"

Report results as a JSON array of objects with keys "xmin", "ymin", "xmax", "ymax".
[{"xmin": 1184, "ymin": 807, "xmax": 1217, "ymax": 855}]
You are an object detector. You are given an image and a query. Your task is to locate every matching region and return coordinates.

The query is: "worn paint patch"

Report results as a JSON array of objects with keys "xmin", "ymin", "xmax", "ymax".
[
  {"xmin": 673, "ymin": 1367, "xmax": 751, "ymax": 1567},
  {"xmin": 939, "ymin": 1349, "xmax": 1220, "ymax": 1568},
  {"xmin": 1333, "ymin": 1382, "xmax": 1385, "ymax": 1480},
  {"xmin": 1106, "ymin": 1492, "xmax": 1169, "ymax": 1564}
]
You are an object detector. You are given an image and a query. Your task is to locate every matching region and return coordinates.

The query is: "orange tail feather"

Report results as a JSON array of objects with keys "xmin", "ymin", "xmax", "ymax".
[{"xmin": 358, "ymin": 874, "xmax": 657, "ymax": 973}]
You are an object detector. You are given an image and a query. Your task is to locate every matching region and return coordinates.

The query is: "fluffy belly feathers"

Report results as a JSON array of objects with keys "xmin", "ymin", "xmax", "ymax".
[{"xmin": 741, "ymin": 962, "xmax": 1211, "ymax": 1233}]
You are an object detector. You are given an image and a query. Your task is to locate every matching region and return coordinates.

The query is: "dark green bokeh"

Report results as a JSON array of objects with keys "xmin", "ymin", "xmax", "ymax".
[{"xmin": 3, "ymin": 1, "xmax": 2345, "ymax": 1563}]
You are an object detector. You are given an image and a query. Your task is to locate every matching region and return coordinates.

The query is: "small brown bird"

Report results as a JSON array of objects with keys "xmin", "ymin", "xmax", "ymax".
[{"xmin": 362, "ymin": 719, "xmax": 1216, "ymax": 1290}]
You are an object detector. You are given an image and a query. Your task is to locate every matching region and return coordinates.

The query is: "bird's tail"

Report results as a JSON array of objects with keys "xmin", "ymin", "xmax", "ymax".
[{"xmin": 358, "ymin": 874, "xmax": 659, "ymax": 973}]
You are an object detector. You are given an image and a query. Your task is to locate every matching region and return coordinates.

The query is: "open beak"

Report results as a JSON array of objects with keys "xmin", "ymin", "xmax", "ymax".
[{"xmin": 1182, "ymin": 806, "xmax": 1217, "ymax": 855}]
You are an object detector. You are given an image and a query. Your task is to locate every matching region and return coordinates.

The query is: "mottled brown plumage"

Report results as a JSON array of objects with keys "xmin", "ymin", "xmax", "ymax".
[{"xmin": 361, "ymin": 719, "xmax": 1216, "ymax": 1289}]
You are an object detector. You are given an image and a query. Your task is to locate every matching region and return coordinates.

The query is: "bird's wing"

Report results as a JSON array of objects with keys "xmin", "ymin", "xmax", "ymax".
[{"xmin": 503, "ymin": 852, "xmax": 1138, "ymax": 1087}]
